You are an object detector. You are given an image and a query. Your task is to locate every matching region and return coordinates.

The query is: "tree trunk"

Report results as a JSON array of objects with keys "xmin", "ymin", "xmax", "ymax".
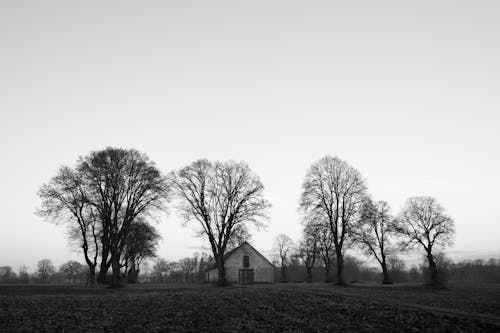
[
  {"xmin": 381, "ymin": 263, "xmax": 392, "ymax": 284},
  {"xmin": 127, "ymin": 261, "xmax": 139, "ymax": 283},
  {"xmin": 97, "ymin": 248, "xmax": 110, "ymax": 284},
  {"xmin": 324, "ymin": 265, "xmax": 331, "ymax": 283},
  {"xmin": 306, "ymin": 267, "xmax": 313, "ymax": 283},
  {"xmin": 97, "ymin": 229, "xmax": 110, "ymax": 283},
  {"xmin": 87, "ymin": 266, "xmax": 96, "ymax": 286},
  {"xmin": 82, "ymin": 249, "xmax": 97, "ymax": 286},
  {"xmin": 216, "ymin": 255, "xmax": 228, "ymax": 286},
  {"xmin": 381, "ymin": 256, "xmax": 392, "ymax": 284},
  {"xmin": 111, "ymin": 255, "xmax": 122, "ymax": 287},
  {"xmin": 427, "ymin": 252, "xmax": 438, "ymax": 285},
  {"xmin": 281, "ymin": 267, "xmax": 288, "ymax": 283},
  {"xmin": 335, "ymin": 252, "xmax": 345, "ymax": 285}
]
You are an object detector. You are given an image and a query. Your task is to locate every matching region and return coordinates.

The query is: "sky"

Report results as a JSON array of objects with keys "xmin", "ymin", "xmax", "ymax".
[{"xmin": 1, "ymin": 1, "xmax": 499, "ymax": 272}]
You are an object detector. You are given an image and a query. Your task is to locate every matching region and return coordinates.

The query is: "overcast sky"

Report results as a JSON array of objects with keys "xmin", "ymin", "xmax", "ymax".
[{"xmin": 1, "ymin": 1, "xmax": 499, "ymax": 271}]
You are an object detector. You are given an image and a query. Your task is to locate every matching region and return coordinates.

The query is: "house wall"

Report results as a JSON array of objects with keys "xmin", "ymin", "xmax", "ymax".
[{"xmin": 206, "ymin": 243, "xmax": 274, "ymax": 283}]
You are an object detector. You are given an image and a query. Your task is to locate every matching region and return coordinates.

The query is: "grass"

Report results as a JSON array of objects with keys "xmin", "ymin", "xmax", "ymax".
[{"xmin": 1, "ymin": 283, "xmax": 499, "ymax": 332}]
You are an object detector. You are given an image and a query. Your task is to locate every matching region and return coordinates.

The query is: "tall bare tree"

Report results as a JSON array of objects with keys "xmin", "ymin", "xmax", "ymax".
[
  {"xmin": 172, "ymin": 159, "xmax": 270, "ymax": 286},
  {"xmin": 300, "ymin": 156, "xmax": 367, "ymax": 285},
  {"xmin": 273, "ymin": 234, "xmax": 295, "ymax": 282},
  {"xmin": 39, "ymin": 148, "xmax": 170, "ymax": 286},
  {"xmin": 38, "ymin": 167, "xmax": 100, "ymax": 284},
  {"xmin": 77, "ymin": 148, "xmax": 171, "ymax": 286},
  {"xmin": 393, "ymin": 196, "xmax": 455, "ymax": 285},
  {"xmin": 353, "ymin": 198, "xmax": 394, "ymax": 284}
]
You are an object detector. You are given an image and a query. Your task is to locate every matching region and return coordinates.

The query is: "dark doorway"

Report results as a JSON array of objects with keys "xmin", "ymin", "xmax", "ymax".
[{"xmin": 239, "ymin": 269, "xmax": 254, "ymax": 284}]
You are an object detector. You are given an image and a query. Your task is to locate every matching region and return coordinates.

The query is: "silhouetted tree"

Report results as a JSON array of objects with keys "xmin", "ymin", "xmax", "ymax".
[
  {"xmin": 38, "ymin": 167, "xmax": 100, "ymax": 285},
  {"xmin": 315, "ymin": 220, "xmax": 335, "ymax": 282},
  {"xmin": 77, "ymin": 148, "xmax": 170, "ymax": 286},
  {"xmin": 179, "ymin": 256, "xmax": 199, "ymax": 283},
  {"xmin": 172, "ymin": 159, "xmax": 270, "ymax": 286},
  {"xmin": 0, "ymin": 266, "xmax": 17, "ymax": 283},
  {"xmin": 273, "ymin": 234, "xmax": 295, "ymax": 282},
  {"xmin": 393, "ymin": 196, "xmax": 455, "ymax": 285},
  {"xmin": 59, "ymin": 260, "xmax": 85, "ymax": 284},
  {"xmin": 197, "ymin": 252, "xmax": 213, "ymax": 282},
  {"xmin": 304, "ymin": 215, "xmax": 336, "ymax": 282},
  {"xmin": 18, "ymin": 265, "xmax": 31, "ymax": 284},
  {"xmin": 39, "ymin": 148, "xmax": 170, "ymax": 286},
  {"xmin": 386, "ymin": 255, "xmax": 407, "ymax": 282},
  {"xmin": 300, "ymin": 156, "xmax": 367, "ymax": 285},
  {"xmin": 122, "ymin": 218, "xmax": 161, "ymax": 283},
  {"xmin": 151, "ymin": 258, "xmax": 170, "ymax": 283},
  {"xmin": 353, "ymin": 198, "xmax": 394, "ymax": 284},
  {"xmin": 297, "ymin": 223, "xmax": 320, "ymax": 283},
  {"xmin": 226, "ymin": 224, "xmax": 252, "ymax": 250},
  {"xmin": 37, "ymin": 259, "xmax": 55, "ymax": 283}
]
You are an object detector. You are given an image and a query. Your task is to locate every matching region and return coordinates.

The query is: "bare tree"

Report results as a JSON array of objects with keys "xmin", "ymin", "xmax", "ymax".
[
  {"xmin": 197, "ymin": 252, "xmax": 213, "ymax": 282},
  {"xmin": 178, "ymin": 256, "xmax": 199, "ymax": 283},
  {"xmin": 273, "ymin": 234, "xmax": 295, "ymax": 282},
  {"xmin": 172, "ymin": 159, "xmax": 270, "ymax": 286},
  {"xmin": 353, "ymin": 198, "xmax": 394, "ymax": 284},
  {"xmin": 59, "ymin": 261, "xmax": 85, "ymax": 284},
  {"xmin": 122, "ymin": 217, "xmax": 161, "ymax": 283},
  {"xmin": 37, "ymin": 259, "xmax": 55, "ymax": 283},
  {"xmin": 18, "ymin": 265, "xmax": 31, "ymax": 284},
  {"xmin": 315, "ymin": 222, "xmax": 336, "ymax": 282},
  {"xmin": 393, "ymin": 196, "xmax": 455, "ymax": 285},
  {"xmin": 226, "ymin": 223, "xmax": 252, "ymax": 250},
  {"xmin": 0, "ymin": 266, "xmax": 17, "ymax": 283},
  {"xmin": 77, "ymin": 147, "xmax": 171, "ymax": 286},
  {"xmin": 39, "ymin": 148, "xmax": 170, "ymax": 286},
  {"xmin": 297, "ymin": 224, "xmax": 319, "ymax": 283},
  {"xmin": 300, "ymin": 156, "xmax": 367, "ymax": 285},
  {"xmin": 38, "ymin": 167, "xmax": 100, "ymax": 285},
  {"xmin": 151, "ymin": 258, "xmax": 169, "ymax": 283}
]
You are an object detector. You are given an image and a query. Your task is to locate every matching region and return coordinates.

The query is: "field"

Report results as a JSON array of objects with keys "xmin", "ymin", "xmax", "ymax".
[{"xmin": 1, "ymin": 283, "xmax": 499, "ymax": 332}]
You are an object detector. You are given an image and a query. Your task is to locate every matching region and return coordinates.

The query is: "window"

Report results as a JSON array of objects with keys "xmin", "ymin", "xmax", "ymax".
[{"xmin": 243, "ymin": 255, "xmax": 249, "ymax": 268}]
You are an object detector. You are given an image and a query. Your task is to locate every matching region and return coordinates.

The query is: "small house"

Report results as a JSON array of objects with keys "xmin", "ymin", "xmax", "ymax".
[{"xmin": 205, "ymin": 242, "xmax": 274, "ymax": 284}]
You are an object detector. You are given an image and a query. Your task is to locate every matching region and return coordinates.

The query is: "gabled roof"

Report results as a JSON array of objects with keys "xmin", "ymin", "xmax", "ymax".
[{"xmin": 205, "ymin": 241, "xmax": 274, "ymax": 271}]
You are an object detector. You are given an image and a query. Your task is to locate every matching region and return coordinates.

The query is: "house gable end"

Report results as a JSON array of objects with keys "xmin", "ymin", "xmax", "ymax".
[{"xmin": 205, "ymin": 242, "xmax": 273, "ymax": 272}]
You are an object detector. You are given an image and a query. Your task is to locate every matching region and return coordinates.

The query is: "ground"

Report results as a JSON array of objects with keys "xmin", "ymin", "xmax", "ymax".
[{"xmin": 1, "ymin": 283, "xmax": 499, "ymax": 332}]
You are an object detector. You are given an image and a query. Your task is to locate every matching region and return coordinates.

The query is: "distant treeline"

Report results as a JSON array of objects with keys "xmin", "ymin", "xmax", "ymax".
[
  {"xmin": 3, "ymin": 255, "xmax": 498, "ymax": 285},
  {"xmin": 0, "ymin": 260, "xmax": 88, "ymax": 285},
  {"xmin": 273, "ymin": 256, "xmax": 500, "ymax": 285}
]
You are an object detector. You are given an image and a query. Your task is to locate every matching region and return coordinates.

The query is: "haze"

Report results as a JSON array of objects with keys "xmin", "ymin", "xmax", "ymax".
[{"xmin": 1, "ymin": 1, "xmax": 499, "ymax": 271}]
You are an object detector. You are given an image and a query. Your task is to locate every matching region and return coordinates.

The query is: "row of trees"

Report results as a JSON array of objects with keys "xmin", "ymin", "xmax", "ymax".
[
  {"xmin": 0, "ymin": 259, "xmax": 88, "ymax": 284},
  {"xmin": 4, "ymin": 256, "xmax": 498, "ymax": 285},
  {"xmin": 38, "ymin": 148, "xmax": 169, "ymax": 286},
  {"xmin": 39, "ymin": 148, "xmax": 454, "ymax": 286},
  {"xmin": 295, "ymin": 156, "xmax": 455, "ymax": 286},
  {"xmin": 39, "ymin": 148, "xmax": 270, "ymax": 287}
]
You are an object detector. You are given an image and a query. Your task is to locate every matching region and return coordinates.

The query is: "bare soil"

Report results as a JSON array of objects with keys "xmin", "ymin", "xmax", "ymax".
[{"xmin": 1, "ymin": 283, "xmax": 499, "ymax": 332}]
